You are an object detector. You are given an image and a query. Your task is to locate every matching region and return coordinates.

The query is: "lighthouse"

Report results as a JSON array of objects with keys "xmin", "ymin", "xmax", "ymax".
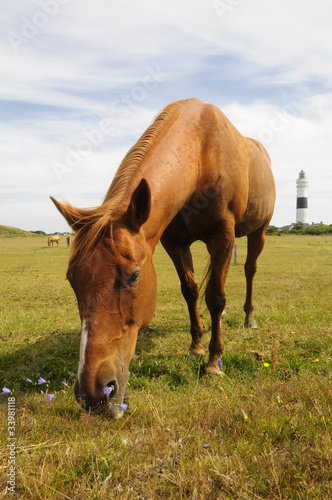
[{"xmin": 296, "ymin": 170, "xmax": 308, "ymax": 224}]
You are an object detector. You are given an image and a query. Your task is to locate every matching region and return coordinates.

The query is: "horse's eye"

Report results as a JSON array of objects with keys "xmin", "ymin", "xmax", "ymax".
[{"xmin": 127, "ymin": 270, "xmax": 140, "ymax": 286}]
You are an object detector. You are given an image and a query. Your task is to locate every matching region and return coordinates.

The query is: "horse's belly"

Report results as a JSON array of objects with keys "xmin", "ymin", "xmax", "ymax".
[{"xmin": 164, "ymin": 204, "xmax": 223, "ymax": 244}]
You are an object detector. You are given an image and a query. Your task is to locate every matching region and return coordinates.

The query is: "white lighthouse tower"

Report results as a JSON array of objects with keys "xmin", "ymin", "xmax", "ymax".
[{"xmin": 296, "ymin": 170, "xmax": 308, "ymax": 224}]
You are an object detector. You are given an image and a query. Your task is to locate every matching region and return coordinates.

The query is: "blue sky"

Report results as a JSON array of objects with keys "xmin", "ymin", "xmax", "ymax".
[{"xmin": 1, "ymin": 0, "xmax": 332, "ymax": 233}]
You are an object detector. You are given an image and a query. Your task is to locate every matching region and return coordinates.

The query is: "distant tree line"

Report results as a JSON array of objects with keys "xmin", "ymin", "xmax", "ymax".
[
  {"xmin": 267, "ymin": 223, "xmax": 332, "ymax": 235},
  {"xmin": 31, "ymin": 226, "xmax": 332, "ymax": 237}
]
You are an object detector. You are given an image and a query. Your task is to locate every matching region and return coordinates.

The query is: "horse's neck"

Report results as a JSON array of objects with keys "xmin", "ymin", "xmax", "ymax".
[{"xmin": 140, "ymin": 155, "xmax": 198, "ymax": 249}]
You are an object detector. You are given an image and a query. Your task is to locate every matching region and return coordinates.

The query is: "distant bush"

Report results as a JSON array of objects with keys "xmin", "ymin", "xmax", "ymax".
[
  {"xmin": 290, "ymin": 223, "xmax": 332, "ymax": 235},
  {"xmin": 31, "ymin": 230, "xmax": 47, "ymax": 235},
  {"xmin": 289, "ymin": 222, "xmax": 304, "ymax": 234},
  {"xmin": 266, "ymin": 225, "xmax": 279, "ymax": 235},
  {"xmin": 303, "ymin": 224, "xmax": 332, "ymax": 235},
  {"xmin": 266, "ymin": 223, "xmax": 332, "ymax": 236}
]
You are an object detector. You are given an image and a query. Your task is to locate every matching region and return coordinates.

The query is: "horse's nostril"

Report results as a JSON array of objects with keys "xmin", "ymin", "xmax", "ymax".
[{"xmin": 106, "ymin": 380, "xmax": 117, "ymax": 397}]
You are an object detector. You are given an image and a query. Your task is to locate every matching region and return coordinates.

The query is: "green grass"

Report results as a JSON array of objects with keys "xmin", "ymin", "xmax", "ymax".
[{"xmin": 0, "ymin": 235, "xmax": 332, "ymax": 498}]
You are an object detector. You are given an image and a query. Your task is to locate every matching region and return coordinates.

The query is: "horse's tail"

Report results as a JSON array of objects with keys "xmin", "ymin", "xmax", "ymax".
[{"xmin": 199, "ymin": 260, "xmax": 211, "ymax": 298}]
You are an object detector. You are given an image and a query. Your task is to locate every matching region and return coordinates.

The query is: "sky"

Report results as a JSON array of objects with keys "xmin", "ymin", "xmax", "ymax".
[{"xmin": 1, "ymin": 0, "xmax": 332, "ymax": 233}]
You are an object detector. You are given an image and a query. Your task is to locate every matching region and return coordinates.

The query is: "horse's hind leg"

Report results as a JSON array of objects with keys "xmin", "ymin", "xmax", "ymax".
[
  {"xmin": 205, "ymin": 224, "xmax": 235, "ymax": 373},
  {"xmin": 244, "ymin": 226, "xmax": 267, "ymax": 328},
  {"xmin": 161, "ymin": 233, "xmax": 205, "ymax": 356}
]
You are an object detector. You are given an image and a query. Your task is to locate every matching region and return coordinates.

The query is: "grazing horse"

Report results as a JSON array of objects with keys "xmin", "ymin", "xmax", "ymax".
[
  {"xmin": 48, "ymin": 234, "xmax": 59, "ymax": 247},
  {"xmin": 67, "ymin": 235, "xmax": 72, "ymax": 247},
  {"xmin": 50, "ymin": 98, "xmax": 275, "ymax": 418}
]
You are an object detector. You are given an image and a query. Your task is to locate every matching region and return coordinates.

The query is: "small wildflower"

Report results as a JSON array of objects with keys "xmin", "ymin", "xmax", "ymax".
[
  {"xmin": 291, "ymin": 331, "xmax": 295, "ymax": 334},
  {"xmin": 104, "ymin": 386, "xmax": 113, "ymax": 396},
  {"xmin": 61, "ymin": 381, "xmax": 68, "ymax": 386},
  {"xmin": 217, "ymin": 358, "xmax": 223, "ymax": 371},
  {"xmin": 263, "ymin": 362, "xmax": 270, "ymax": 368},
  {"xmin": 276, "ymin": 395, "xmax": 281, "ymax": 404},
  {"xmin": 38, "ymin": 377, "xmax": 46, "ymax": 385},
  {"xmin": 1, "ymin": 387, "xmax": 10, "ymax": 395},
  {"xmin": 315, "ymin": 359, "xmax": 320, "ymax": 362},
  {"xmin": 46, "ymin": 393, "xmax": 54, "ymax": 402},
  {"xmin": 241, "ymin": 409, "xmax": 248, "ymax": 421},
  {"xmin": 26, "ymin": 378, "xmax": 32, "ymax": 383},
  {"xmin": 120, "ymin": 403, "xmax": 128, "ymax": 412},
  {"xmin": 203, "ymin": 444, "xmax": 210, "ymax": 449}
]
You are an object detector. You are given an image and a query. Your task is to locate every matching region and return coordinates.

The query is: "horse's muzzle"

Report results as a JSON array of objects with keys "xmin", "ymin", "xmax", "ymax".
[{"xmin": 73, "ymin": 373, "xmax": 129, "ymax": 419}]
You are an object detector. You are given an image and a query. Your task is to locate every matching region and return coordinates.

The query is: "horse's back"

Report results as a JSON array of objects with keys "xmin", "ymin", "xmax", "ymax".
[
  {"xmin": 161, "ymin": 99, "xmax": 275, "ymax": 241},
  {"xmin": 192, "ymin": 99, "xmax": 275, "ymax": 232}
]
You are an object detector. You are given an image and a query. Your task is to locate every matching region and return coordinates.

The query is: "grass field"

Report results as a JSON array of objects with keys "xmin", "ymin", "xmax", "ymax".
[{"xmin": 0, "ymin": 234, "xmax": 331, "ymax": 499}]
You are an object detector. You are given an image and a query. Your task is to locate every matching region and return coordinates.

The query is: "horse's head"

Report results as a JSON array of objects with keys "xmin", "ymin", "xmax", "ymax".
[{"xmin": 50, "ymin": 180, "xmax": 157, "ymax": 418}]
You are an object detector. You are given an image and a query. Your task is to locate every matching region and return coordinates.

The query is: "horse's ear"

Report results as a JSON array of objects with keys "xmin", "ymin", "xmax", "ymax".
[
  {"xmin": 126, "ymin": 179, "xmax": 151, "ymax": 232},
  {"xmin": 50, "ymin": 196, "xmax": 83, "ymax": 232}
]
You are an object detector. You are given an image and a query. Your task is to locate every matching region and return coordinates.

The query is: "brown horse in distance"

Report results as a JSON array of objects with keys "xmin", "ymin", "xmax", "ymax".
[
  {"xmin": 67, "ymin": 235, "xmax": 72, "ymax": 247},
  {"xmin": 48, "ymin": 234, "xmax": 59, "ymax": 247},
  {"xmin": 51, "ymin": 98, "xmax": 276, "ymax": 418}
]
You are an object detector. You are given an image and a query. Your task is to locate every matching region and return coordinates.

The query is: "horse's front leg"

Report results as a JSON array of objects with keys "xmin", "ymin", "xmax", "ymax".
[{"xmin": 205, "ymin": 225, "xmax": 235, "ymax": 374}]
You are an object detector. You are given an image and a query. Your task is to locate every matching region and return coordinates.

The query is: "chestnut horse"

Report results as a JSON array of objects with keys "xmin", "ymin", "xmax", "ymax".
[
  {"xmin": 48, "ymin": 234, "xmax": 59, "ymax": 247},
  {"xmin": 51, "ymin": 98, "xmax": 275, "ymax": 418}
]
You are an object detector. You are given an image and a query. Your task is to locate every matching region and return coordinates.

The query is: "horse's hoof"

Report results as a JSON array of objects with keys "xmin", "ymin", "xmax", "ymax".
[
  {"xmin": 189, "ymin": 345, "xmax": 205, "ymax": 357},
  {"xmin": 244, "ymin": 319, "xmax": 258, "ymax": 328},
  {"xmin": 206, "ymin": 365, "xmax": 224, "ymax": 377}
]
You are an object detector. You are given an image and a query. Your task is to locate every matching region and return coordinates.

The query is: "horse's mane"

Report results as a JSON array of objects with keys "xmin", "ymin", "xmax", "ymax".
[{"xmin": 68, "ymin": 100, "xmax": 184, "ymax": 264}]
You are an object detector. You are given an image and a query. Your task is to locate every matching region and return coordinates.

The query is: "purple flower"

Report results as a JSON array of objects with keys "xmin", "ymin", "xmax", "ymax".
[
  {"xmin": 217, "ymin": 358, "xmax": 223, "ymax": 371},
  {"xmin": 38, "ymin": 377, "xmax": 46, "ymax": 385},
  {"xmin": 1, "ymin": 387, "xmax": 10, "ymax": 395},
  {"xmin": 203, "ymin": 444, "xmax": 210, "ymax": 449},
  {"xmin": 120, "ymin": 403, "xmax": 128, "ymax": 412},
  {"xmin": 26, "ymin": 378, "xmax": 32, "ymax": 383},
  {"xmin": 104, "ymin": 386, "xmax": 113, "ymax": 396},
  {"xmin": 61, "ymin": 381, "xmax": 67, "ymax": 386},
  {"xmin": 46, "ymin": 393, "xmax": 54, "ymax": 402}
]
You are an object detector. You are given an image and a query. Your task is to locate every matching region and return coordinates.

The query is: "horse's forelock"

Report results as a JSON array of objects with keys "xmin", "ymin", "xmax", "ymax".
[{"xmin": 69, "ymin": 208, "xmax": 113, "ymax": 265}]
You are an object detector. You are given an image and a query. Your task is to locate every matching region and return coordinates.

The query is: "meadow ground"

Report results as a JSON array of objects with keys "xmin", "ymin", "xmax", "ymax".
[{"xmin": 0, "ymin": 234, "xmax": 331, "ymax": 499}]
